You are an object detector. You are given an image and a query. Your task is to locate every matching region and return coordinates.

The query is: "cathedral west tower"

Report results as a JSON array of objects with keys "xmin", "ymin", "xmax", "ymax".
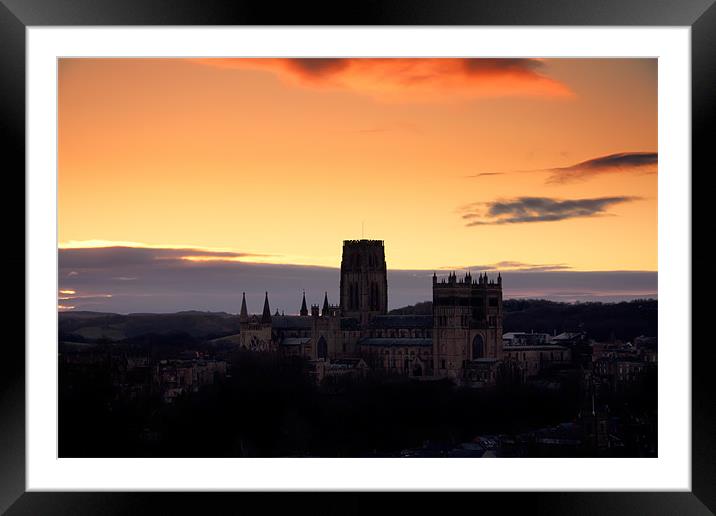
[{"xmin": 340, "ymin": 240, "xmax": 388, "ymax": 327}]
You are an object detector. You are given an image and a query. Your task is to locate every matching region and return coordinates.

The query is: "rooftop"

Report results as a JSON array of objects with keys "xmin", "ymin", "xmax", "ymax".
[
  {"xmin": 343, "ymin": 239, "xmax": 384, "ymax": 246},
  {"xmin": 359, "ymin": 337, "xmax": 432, "ymax": 348},
  {"xmin": 271, "ymin": 315, "xmax": 313, "ymax": 330},
  {"xmin": 368, "ymin": 315, "xmax": 432, "ymax": 330}
]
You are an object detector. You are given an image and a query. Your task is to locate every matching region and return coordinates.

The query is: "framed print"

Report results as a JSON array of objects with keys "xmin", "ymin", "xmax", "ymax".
[{"xmin": 3, "ymin": 0, "xmax": 712, "ymax": 513}]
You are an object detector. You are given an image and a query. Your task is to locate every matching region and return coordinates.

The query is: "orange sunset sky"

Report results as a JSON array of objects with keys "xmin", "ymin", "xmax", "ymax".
[{"xmin": 58, "ymin": 58, "xmax": 657, "ymax": 272}]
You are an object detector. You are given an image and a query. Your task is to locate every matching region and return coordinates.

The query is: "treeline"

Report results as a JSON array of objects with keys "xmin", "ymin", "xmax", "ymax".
[
  {"xmin": 59, "ymin": 351, "xmax": 582, "ymax": 458},
  {"xmin": 388, "ymin": 301, "xmax": 433, "ymax": 315},
  {"xmin": 390, "ymin": 299, "xmax": 657, "ymax": 342}
]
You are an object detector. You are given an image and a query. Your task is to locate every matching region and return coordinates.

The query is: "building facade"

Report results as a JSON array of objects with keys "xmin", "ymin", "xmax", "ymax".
[{"xmin": 432, "ymin": 271, "xmax": 504, "ymax": 384}]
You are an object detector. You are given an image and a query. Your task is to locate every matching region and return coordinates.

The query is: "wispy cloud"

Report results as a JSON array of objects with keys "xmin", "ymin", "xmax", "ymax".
[
  {"xmin": 460, "ymin": 196, "xmax": 640, "ymax": 226},
  {"xmin": 467, "ymin": 152, "xmax": 657, "ymax": 183},
  {"xmin": 466, "ymin": 172, "xmax": 504, "ymax": 179},
  {"xmin": 438, "ymin": 261, "xmax": 571, "ymax": 272},
  {"xmin": 190, "ymin": 58, "xmax": 573, "ymax": 102},
  {"xmin": 545, "ymin": 152, "xmax": 657, "ymax": 183}
]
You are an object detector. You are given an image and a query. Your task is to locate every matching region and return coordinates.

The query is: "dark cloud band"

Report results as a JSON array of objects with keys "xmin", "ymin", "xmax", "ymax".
[
  {"xmin": 58, "ymin": 246, "xmax": 656, "ymax": 313},
  {"xmin": 58, "ymin": 246, "xmax": 268, "ymax": 269}
]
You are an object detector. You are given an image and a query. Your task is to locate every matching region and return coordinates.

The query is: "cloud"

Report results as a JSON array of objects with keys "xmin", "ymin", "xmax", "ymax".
[
  {"xmin": 467, "ymin": 152, "xmax": 657, "ymax": 183},
  {"xmin": 58, "ymin": 246, "xmax": 656, "ymax": 313},
  {"xmin": 545, "ymin": 152, "xmax": 658, "ymax": 183},
  {"xmin": 484, "ymin": 261, "xmax": 572, "ymax": 272},
  {"xmin": 190, "ymin": 58, "xmax": 573, "ymax": 102},
  {"xmin": 59, "ymin": 245, "xmax": 346, "ymax": 314},
  {"xmin": 466, "ymin": 172, "xmax": 504, "ymax": 178},
  {"xmin": 439, "ymin": 261, "xmax": 571, "ymax": 272},
  {"xmin": 460, "ymin": 196, "xmax": 640, "ymax": 226},
  {"xmin": 58, "ymin": 246, "xmax": 270, "ymax": 269}
]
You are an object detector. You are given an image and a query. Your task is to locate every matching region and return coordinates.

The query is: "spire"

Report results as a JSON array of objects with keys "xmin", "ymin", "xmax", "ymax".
[
  {"xmin": 300, "ymin": 291, "xmax": 308, "ymax": 316},
  {"xmin": 239, "ymin": 292, "xmax": 248, "ymax": 322},
  {"xmin": 322, "ymin": 291, "xmax": 329, "ymax": 316},
  {"xmin": 261, "ymin": 291, "xmax": 272, "ymax": 323}
]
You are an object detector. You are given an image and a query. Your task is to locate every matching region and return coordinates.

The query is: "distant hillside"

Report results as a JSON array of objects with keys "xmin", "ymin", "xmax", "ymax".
[
  {"xmin": 388, "ymin": 301, "xmax": 433, "ymax": 315},
  {"xmin": 390, "ymin": 299, "xmax": 657, "ymax": 342},
  {"xmin": 59, "ymin": 310, "xmax": 240, "ymax": 342},
  {"xmin": 59, "ymin": 298, "xmax": 657, "ymax": 344}
]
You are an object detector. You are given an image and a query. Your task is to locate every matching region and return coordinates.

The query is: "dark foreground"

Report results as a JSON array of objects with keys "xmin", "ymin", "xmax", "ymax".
[{"xmin": 59, "ymin": 350, "xmax": 656, "ymax": 458}]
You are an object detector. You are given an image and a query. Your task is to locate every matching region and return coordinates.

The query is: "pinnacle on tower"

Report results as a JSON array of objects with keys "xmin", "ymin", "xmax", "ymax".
[
  {"xmin": 300, "ymin": 290, "xmax": 308, "ymax": 316},
  {"xmin": 261, "ymin": 291, "xmax": 272, "ymax": 323},
  {"xmin": 239, "ymin": 292, "xmax": 248, "ymax": 322},
  {"xmin": 322, "ymin": 291, "xmax": 329, "ymax": 316}
]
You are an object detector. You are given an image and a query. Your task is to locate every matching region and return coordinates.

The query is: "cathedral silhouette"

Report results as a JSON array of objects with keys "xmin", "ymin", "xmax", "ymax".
[{"xmin": 238, "ymin": 239, "xmax": 504, "ymax": 385}]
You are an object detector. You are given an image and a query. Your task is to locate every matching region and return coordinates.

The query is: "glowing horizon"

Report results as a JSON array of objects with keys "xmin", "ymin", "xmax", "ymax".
[{"xmin": 59, "ymin": 58, "xmax": 657, "ymax": 272}]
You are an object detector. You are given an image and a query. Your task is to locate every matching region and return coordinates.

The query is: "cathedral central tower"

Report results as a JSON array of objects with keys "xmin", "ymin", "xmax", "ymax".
[{"xmin": 340, "ymin": 239, "xmax": 388, "ymax": 327}]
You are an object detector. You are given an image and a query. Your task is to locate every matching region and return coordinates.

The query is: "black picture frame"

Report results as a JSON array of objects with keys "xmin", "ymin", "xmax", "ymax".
[{"xmin": 2, "ymin": 0, "xmax": 711, "ymax": 513}]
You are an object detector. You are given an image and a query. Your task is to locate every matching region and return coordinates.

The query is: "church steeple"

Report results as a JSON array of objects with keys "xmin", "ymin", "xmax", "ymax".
[
  {"xmin": 261, "ymin": 291, "xmax": 272, "ymax": 324},
  {"xmin": 300, "ymin": 291, "xmax": 308, "ymax": 316},
  {"xmin": 322, "ymin": 291, "xmax": 329, "ymax": 316},
  {"xmin": 239, "ymin": 292, "xmax": 248, "ymax": 323}
]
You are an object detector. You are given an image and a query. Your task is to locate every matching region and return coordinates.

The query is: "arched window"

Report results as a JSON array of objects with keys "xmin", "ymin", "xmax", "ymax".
[
  {"xmin": 317, "ymin": 336, "xmax": 328, "ymax": 359},
  {"xmin": 472, "ymin": 334, "xmax": 485, "ymax": 359}
]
